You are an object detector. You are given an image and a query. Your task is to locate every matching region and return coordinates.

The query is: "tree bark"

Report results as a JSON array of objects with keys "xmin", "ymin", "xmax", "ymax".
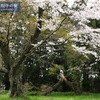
[
  {"xmin": 59, "ymin": 73, "xmax": 75, "ymax": 92},
  {"xmin": 41, "ymin": 73, "xmax": 75, "ymax": 96},
  {"xmin": 42, "ymin": 79, "xmax": 63, "ymax": 95},
  {"xmin": 9, "ymin": 65, "xmax": 23, "ymax": 97}
]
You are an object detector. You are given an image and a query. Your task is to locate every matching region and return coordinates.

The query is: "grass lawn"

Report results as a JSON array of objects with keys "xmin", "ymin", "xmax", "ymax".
[{"xmin": 0, "ymin": 91, "xmax": 100, "ymax": 100}]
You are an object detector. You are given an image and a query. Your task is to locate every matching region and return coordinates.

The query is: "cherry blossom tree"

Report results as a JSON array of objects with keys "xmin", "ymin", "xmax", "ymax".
[
  {"xmin": 27, "ymin": 0, "xmax": 100, "ymax": 59},
  {"xmin": 70, "ymin": 0, "xmax": 100, "ymax": 58},
  {"xmin": 0, "ymin": 0, "xmax": 100, "ymax": 97}
]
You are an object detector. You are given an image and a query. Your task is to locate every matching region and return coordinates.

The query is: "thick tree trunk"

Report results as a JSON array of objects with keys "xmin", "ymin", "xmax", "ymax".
[
  {"xmin": 9, "ymin": 65, "xmax": 23, "ymax": 97},
  {"xmin": 42, "ymin": 79, "xmax": 63, "ymax": 95}
]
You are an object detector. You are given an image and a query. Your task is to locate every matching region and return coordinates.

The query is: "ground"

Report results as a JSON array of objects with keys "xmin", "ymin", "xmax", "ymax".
[{"xmin": 0, "ymin": 91, "xmax": 100, "ymax": 100}]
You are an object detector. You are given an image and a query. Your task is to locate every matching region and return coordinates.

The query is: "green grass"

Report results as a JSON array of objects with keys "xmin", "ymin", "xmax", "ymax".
[{"xmin": 0, "ymin": 91, "xmax": 100, "ymax": 100}]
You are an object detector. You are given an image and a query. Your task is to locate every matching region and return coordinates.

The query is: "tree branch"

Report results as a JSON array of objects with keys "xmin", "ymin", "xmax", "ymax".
[
  {"xmin": 26, "ymin": 17, "xmax": 67, "ymax": 57},
  {"xmin": 0, "ymin": 67, "xmax": 8, "ymax": 73}
]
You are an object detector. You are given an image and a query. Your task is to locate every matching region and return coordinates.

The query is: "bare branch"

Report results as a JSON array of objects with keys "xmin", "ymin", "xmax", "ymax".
[{"xmin": 29, "ymin": 17, "xmax": 67, "ymax": 55}]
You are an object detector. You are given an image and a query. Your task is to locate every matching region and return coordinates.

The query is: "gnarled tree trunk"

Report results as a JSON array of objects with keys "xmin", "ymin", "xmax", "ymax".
[{"xmin": 9, "ymin": 65, "xmax": 23, "ymax": 97}]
